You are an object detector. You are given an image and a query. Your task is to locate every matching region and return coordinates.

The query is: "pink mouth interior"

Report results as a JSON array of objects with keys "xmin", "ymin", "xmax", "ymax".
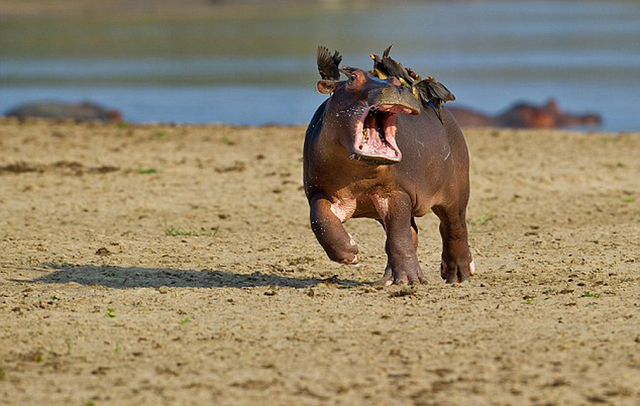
[{"xmin": 354, "ymin": 106, "xmax": 408, "ymax": 163}]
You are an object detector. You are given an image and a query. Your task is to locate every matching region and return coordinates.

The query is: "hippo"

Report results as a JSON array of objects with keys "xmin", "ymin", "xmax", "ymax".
[
  {"xmin": 5, "ymin": 101, "xmax": 122, "ymax": 123},
  {"xmin": 303, "ymin": 48, "xmax": 474, "ymax": 285},
  {"xmin": 448, "ymin": 99, "xmax": 601, "ymax": 129}
]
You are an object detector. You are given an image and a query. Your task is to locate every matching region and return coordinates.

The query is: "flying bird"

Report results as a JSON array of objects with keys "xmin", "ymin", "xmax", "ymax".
[{"xmin": 317, "ymin": 46, "xmax": 343, "ymax": 80}]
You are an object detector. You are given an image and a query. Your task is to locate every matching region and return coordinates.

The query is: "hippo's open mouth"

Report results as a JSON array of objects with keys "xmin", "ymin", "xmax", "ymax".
[{"xmin": 352, "ymin": 104, "xmax": 419, "ymax": 164}]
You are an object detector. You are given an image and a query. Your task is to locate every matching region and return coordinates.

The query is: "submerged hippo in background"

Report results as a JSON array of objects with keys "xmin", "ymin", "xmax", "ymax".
[
  {"xmin": 304, "ymin": 48, "xmax": 474, "ymax": 285},
  {"xmin": 448, "ymin": 99, "xmax": 602, "ymax": 129},
  {"xmin": 5, "ymin": 101, "xmax": 122, "ymax": 123}
]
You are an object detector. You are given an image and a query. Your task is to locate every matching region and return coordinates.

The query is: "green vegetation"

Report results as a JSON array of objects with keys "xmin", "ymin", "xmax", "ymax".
[
  {"xmin": 164, "ymin": 225, "xmax": 219, "ymax": 237},
  {"xmin": 179, "ymin": 317, "xmax": 191, "ymax": 325},
  {"xmin": 220, "ymin": 135, "xmax": 235, "ymax": 146},
  {"xmin": 136, "ymin": 167, "xmax": 158, "ymax": 175},
  {"xmin": 164, "ymin": 226, "xmax": 197, "ymax": 237},
  {"xmin": 105, "ymin": 308, "xmax": 116, "ymax": 318},
  {"xmin": 581, "ymin": 291, "xmax": 600, "ymax": 298},
  {"xmin": 469, "ymin": 212, "xmax": 493, "ymax": 226},
  {"xmin": 153, "ymin": 129, "xmax": 167, "ymax": 138}
]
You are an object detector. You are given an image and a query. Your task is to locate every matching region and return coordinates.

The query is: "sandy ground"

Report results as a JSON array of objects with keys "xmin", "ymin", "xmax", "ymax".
[{"xmin": 0, "ymin": 118, "xmax": 638, "ymax": 405}]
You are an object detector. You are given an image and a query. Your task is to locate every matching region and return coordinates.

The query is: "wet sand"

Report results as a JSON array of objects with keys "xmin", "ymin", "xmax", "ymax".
[{"xmin": 0, "ymin": 118, "xmax": 638, "ymax": 405}]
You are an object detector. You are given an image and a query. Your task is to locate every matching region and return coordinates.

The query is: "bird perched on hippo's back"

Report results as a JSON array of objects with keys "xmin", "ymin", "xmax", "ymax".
[
  {"xmin": 409, "ymin": 70, "xmax": 456, "ymax": 120},
  {"xmin": 370, "ymin": 45, "xmax": 413, "ymax": 86},
  {"xmin": 370, "ymin": 45, "xmax": 455, "ymax": 121}
]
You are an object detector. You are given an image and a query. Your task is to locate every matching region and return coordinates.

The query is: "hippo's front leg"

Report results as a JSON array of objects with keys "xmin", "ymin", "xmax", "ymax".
[
  {"xmin": 309, "ymin": 194, "xmax": 359, "ymax": 265},
  {"xmin": 377, "ymin": 194, "xmax": 424, "ymax": 285}
]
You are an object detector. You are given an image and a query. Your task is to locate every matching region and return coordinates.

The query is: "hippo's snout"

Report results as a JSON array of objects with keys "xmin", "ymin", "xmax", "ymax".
[
  {"xmin": 367, "ymin": 85, "xmax": 421, "ymax": 116},
  {"xmin": 348, "ymin": 85, "xmax": 421, "ymax": 165}
]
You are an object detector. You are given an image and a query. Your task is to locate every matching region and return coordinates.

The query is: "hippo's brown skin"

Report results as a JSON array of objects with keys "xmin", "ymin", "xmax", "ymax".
[
  {"xmin": 304, "ymin": 69, "xmax": 474, "ymax": 285},
  {"xmin": 448, "ymin": 99, "xmax": 602, "ymax": 129},
  {"xmin": 5, "ymin": 101, "xmax": 122, "ymax": 123}
]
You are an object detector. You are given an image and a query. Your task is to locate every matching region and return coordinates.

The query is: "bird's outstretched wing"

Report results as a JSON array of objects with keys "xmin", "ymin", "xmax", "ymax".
[
  {"xmin": 317, "ymin": 46, "xmax": 342, "ymax": 80},
  {"xmin": 382, "ymin": 45, "xmax": 393, "ymax": 59}
]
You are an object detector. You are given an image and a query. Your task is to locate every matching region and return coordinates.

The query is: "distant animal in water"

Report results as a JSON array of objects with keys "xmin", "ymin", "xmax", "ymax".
[
  {"xmin": 448, "ymin": 99, "xmax": 601, "ymax": 129},
  {"xmin": 5, "ymin": 101, "xmax": 122, "ymax": 123},
  {"xmin": 304, "ymin": 47, "xmax": 474, "ymax": 285}
]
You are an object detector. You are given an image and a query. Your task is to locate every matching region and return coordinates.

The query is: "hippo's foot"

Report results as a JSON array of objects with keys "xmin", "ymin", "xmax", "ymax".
[
  {"xmin": 338, "ymin": 254, "xmax": 359, "ymax": 265},
  {"xmin": 375, "ymin": 264, "xmax": 425, "ymax": 286},
  {"xmin": 440, "ymin": 258, "xmax": 475, "ymax": 284},
  {"xmin": 331, "ymin": 233, "xmax": 359, "ymax": 265},
  {"xmin": 310, "ymin": 196, "xmax": 360, "ymax": 265}
]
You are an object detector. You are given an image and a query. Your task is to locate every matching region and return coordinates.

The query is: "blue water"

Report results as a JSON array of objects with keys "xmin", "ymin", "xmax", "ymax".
[
  {"xmin": 1, "ymin": 1, "xmax": 639, "ymax": 131},
  {"xmin": 0, "ymin": 85, "xmax": 327, "ymax": 125}
]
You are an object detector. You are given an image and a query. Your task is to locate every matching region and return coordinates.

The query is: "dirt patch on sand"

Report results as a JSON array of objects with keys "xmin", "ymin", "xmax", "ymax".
[{"xmin": 0, "ymin": 118, "xmax": 638, "ymax": 405}]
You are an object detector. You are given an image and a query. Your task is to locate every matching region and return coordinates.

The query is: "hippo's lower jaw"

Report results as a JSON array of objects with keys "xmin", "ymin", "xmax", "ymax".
[{"xmin": 351, "ymin": 104, "xmax": 418, "ymax": 165}]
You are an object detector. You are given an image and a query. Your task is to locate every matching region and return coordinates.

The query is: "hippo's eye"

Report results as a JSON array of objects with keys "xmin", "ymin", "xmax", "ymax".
[{"xmin": 349, "ymin": 74, "xmax": 357, "ymax": 82}]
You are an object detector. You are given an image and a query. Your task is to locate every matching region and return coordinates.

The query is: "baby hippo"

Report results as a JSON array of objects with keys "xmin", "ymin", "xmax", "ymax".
[{"xmin": 303, "ymin": 49, "xmax": 474, "ymax": 284}]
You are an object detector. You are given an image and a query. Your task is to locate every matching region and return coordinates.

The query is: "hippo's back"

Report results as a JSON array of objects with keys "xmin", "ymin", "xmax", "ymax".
[{"xmin": 5, "ymin": 101, "xmax": 120, "ymax": 122}]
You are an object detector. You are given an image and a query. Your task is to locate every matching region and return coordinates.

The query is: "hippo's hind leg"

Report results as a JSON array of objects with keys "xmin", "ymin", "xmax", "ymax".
[
  {"xmin": 432, "ymin": 204, "xmax": 474, "ymax": 284},
  {"xmin": 309, "ymin": 195, "xmax": 358, "ymax": 265}
]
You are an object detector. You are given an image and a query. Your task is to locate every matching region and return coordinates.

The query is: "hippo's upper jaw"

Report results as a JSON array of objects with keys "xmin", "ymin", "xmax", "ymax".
[{"xmin": 351, "ymin": 103, "xmax": 419, "ymax": 165}]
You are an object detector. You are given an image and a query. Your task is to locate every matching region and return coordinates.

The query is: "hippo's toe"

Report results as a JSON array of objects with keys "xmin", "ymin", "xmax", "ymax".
[
  {"xmin": 375, "ymin": 264, "xmax": 425, "ymax": 286},
  {"xmin": 441, "ymin": 259, "xmax": 475, "ymax": 284}
]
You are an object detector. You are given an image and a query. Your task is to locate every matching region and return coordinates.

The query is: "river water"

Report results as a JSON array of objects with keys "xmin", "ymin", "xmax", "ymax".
[{"xmin": 1, "ymin": 0, "xmax": 639, "ymax": 131}]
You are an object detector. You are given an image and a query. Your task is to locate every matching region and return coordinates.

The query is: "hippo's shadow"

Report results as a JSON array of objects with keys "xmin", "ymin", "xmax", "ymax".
[{"xmin": 27, "ymin": 263, "xmax": 363, "ymax": 289}]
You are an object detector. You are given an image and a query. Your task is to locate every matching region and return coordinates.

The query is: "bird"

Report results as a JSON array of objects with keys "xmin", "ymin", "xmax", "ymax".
[
  {"xmin": 380, "ymin": 45, "xmax": 413, "ymax": 85},
  {"xmin": 317, "ymin": 46, "xmax": 342, "ymax": 80},
  {"xmin": 369, "ymin": 53, "xmax": 388, "ymax": 79},
  {"xmin": 339, "ymin": 65, "xmax": 359, "ymax": 77},
  {"xmin": 404, "ymin": 64, "xmax": 455, "ymax": 121},
  {"xmin": 370, "ymin": 45, "xmax": 412, "ymax": 85},
  {"xmin": 368, "ymin": 46, "xmax": 456, "ymax": 121},
  {"xmin": 412, "ymin": 75, "xmax": 456, "ymax": 121}
]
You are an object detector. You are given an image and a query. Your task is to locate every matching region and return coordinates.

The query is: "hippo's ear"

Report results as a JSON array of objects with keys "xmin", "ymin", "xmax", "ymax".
[{"xmin": 316, "ymin": 80, "xmax": 340, "ymax": 94}]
